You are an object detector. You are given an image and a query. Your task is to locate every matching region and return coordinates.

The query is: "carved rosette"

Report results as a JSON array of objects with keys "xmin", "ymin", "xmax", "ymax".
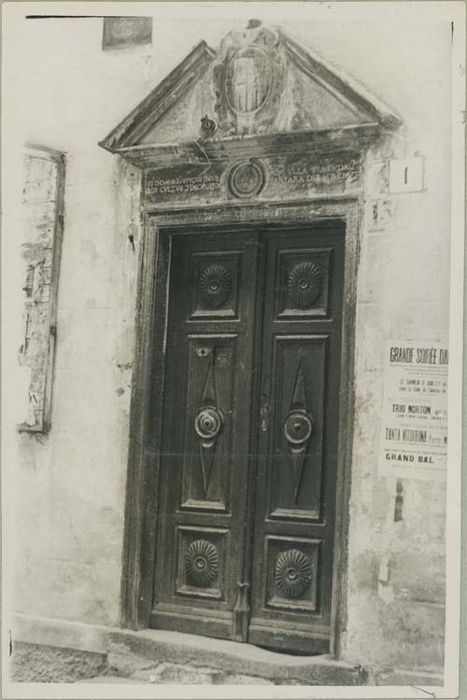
[
  {"xmin": 287, "ymin": 262, "xmax": 323, "ymax": 309},
  {"xmin": 275, "ymin": 549, "xmax": 313, "ymax": 599},
  {"xmin": 185, "ymin": 539, "xmax": 219, "ymax": 587},
  {"xmin": 211, "ymin": 21, "xmax": 286, "ymax": 136},
  {"xmin": 198, "ymin": 263, "xmax": 233, "ymax": 309}
]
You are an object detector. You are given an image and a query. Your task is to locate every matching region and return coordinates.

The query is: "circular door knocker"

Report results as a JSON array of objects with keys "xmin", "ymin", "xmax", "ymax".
[
  {"xmin": 194, "ymin": 407, "xmax": 223, "ymax": 441},
  {"xmin": 284, "ymin": 411, "xmax": 313, "ymax": 446}
]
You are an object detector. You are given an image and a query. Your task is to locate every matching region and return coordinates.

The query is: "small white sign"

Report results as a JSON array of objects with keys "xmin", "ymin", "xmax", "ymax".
[{"xmin": 389, "ymin": 156, "xmax": 424, "ymax": 193}]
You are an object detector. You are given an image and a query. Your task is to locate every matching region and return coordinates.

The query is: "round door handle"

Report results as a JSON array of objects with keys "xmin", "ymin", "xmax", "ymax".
[
  {"xmin": 194, "ymin": 406, "xmax": 223, "ymax": 440},
  {"xmin": 284, "ymin": 411, "xmax": 313, "ymax": 446}
]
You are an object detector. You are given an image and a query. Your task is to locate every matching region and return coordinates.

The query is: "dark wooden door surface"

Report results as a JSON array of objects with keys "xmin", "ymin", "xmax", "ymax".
[
  {"xmin": 151, "ymin": 225, "xmax": 345, "ymax": 654},
  {"xmin": 248, "ymin": 229, "xmax": 345, "ymax": 654},
  {"xmin": 151, "ymin": 231, "xmax": 260, "ymax": 640}
]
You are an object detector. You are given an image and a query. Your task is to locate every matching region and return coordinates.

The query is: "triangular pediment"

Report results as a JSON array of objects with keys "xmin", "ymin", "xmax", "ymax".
[
  {"xmin": 100, "ymin": 40, "xmax": 217, "ymax": 152},
  {"xmin": 100, "ymin": 21, "xmax": 400, "ymax": 158}
]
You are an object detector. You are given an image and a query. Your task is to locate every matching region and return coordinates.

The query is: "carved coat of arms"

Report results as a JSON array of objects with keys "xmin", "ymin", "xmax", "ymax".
[
  {"xmin": 212, "ymin": 20, "xmax": 286, "ymax": 136},
  {"xmin": 226, "ymin": 46, "xmax": 271, "ymax": 114}
]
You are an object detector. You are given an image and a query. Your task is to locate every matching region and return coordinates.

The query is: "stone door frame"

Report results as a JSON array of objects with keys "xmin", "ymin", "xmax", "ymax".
[{"xmin": 120, "ymin": 195, "xmax": 360, "ymax": 659}]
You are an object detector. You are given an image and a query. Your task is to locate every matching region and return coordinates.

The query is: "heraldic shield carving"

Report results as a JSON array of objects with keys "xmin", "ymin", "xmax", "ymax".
[{"xmin": 212, "ymin": 19, "xmax": 286, "ymax": 136}]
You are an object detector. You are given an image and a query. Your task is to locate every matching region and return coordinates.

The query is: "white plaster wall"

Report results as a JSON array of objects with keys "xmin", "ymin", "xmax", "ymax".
[
  {"xmin": 10, "ymin": 7, "xmax": 453, "ymax": 671},
  {"xmin": 342, "ymin": 23, "xmax": 451, "ymax": 673},
  {"xmin": 14, "ymin": 17, "xmax": 152, "ymax": 626}
]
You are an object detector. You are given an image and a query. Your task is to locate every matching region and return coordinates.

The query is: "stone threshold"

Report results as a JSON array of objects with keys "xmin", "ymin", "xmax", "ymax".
[
  {"xmin": 105, "ymin": 629, "xmax": 365, "ymax": 685},
  {"xmin": 10, "ymin": 613, "xmax": 445, "ymax": 688},
  {"xmin": 11, "ymin": 613, "xmax": 364, "ymax": 685}
]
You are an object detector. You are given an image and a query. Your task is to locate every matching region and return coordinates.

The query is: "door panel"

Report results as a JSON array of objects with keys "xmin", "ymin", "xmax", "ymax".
[
  {"xmin": 151, "ymin": 231, "xmax": 259, "ymax": 639},
  {"xmin": 248, "ymin": 228, "xmax": 345, "ymax": 654},
  {"xmin": 267, "ymin": 335, "xmax": 328, "ymax": 519},
  {"xmin": 181, "ymin": 334, "xmax": 237, "ymax": 509}
]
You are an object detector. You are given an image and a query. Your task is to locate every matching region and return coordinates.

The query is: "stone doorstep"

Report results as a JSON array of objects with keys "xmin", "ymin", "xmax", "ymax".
[
  {"xmin": 105, "ymin": 628, "xmax": 365, "ymax": 685},
  {"xmin": 12, "ymin": 614, "xmax": 364, "ymax": 685},
  {"xmin": 11, "ymin": 615, "xmax": 445, "ymax": 688}
]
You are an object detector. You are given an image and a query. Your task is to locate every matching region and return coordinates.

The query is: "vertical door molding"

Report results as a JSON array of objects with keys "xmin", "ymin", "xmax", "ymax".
[
  {"xmin": 121, "ymin": 198, "xmax": 361, "ymax": 658},
  {"xmin": 328, "ymin": 200, "xmax": 361, "ymax": 659},
  {"xmin": 120, "ymin": 214, "xmax": 171, "ymax": 628}
]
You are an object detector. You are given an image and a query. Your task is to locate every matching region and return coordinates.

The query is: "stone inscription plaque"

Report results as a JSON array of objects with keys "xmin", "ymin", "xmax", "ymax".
[
  {"xmin": 145, "ymin": 173, "xmax": 222, "ymax": 197},
  {"xmin": 269, "ymin": 154, "xmax": 362, "ymax": 192},
  {"xmin": 143, "ymin": 153, "xmax": 363, "ymax": 206}
]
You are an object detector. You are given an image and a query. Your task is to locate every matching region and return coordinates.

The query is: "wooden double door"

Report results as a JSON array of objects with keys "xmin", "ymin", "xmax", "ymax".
[{"xmin": 151, "ymin": 224, "xmax": 345, "ymax": 654}]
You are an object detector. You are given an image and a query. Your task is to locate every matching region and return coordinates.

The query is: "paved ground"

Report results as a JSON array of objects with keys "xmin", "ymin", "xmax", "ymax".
[
  {"xmin": 79, "ymin": 660, "xmax": 300, "ymax": 684},
  {"xmin": 12, "ymin": 639, "xmax": 356, "ymax": 685}
]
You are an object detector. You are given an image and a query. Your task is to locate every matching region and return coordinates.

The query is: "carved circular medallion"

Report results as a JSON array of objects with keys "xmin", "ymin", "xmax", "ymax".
[
  {"xmin": 226, "ymin": 46, "xmax": 272, "ymax": 114},
  {"xmin": 287, "ymin": 262, "xmax": 323, "ymax": 309},
  {"xmin": 195, "ymin": 407, "xmax": 223, "ymax": 441},
  {"xmin": 275, "ymin": 549, "xmax": 313, "ymax": 599},
  {"xmin": 185, "ymin": 539, "xmax": 219, "ymax": 587},
  {"xmin": 228, "ymin": 160, "xmax": 265, "ymax": 199},
  {"xmin": 284, "ymin": 411, "xmax": 312, "ymax": 446},
  {"xmin": 198, "ymin": 263, "xmax": 233, "ymax": 308}
]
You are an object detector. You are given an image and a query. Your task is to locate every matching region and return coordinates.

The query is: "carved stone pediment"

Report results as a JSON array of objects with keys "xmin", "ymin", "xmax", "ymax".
[{"xmin": 100, "ymin": 20, "xmax": 400, "ymax": 167}]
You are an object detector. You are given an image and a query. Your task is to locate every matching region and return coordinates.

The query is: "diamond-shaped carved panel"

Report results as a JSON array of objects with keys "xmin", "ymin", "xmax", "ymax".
[
  {"xmin": 181, "ymin": 336, "xmax": 236, "ymax": 510},
  {"xmin": 268, "ymin": 336, "xmax": 327, "ymax": 520}
]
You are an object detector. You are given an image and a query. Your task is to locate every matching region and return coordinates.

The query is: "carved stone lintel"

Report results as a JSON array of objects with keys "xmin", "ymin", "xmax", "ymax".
[{"xmin": 117, "ymin": 126, "xmax": 379, "ymax": 169}]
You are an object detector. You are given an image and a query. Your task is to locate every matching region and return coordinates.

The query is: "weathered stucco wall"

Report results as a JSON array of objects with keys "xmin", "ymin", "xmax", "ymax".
[
  {"xmin": 11, "ymin": 7, "xmax": 452, "ymax": 675},
  {"xmin": 343, "ymin": 22, "xmax": 451, "ymax": 673},
  {"xmin": 14, "ymin": 17, "xmax": 150, "ymax": 626}
]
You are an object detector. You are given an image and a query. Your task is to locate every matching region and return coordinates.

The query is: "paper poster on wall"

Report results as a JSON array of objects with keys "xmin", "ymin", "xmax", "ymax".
[{"xmin": 379, "ymin": 340, "xmax": 448, "ymax": 480}]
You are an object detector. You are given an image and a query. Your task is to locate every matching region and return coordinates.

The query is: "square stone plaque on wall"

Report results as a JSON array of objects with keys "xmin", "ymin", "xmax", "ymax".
[{"xmin": 102, "ymin": 17, "xmax": 153, "ymax": 50}]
